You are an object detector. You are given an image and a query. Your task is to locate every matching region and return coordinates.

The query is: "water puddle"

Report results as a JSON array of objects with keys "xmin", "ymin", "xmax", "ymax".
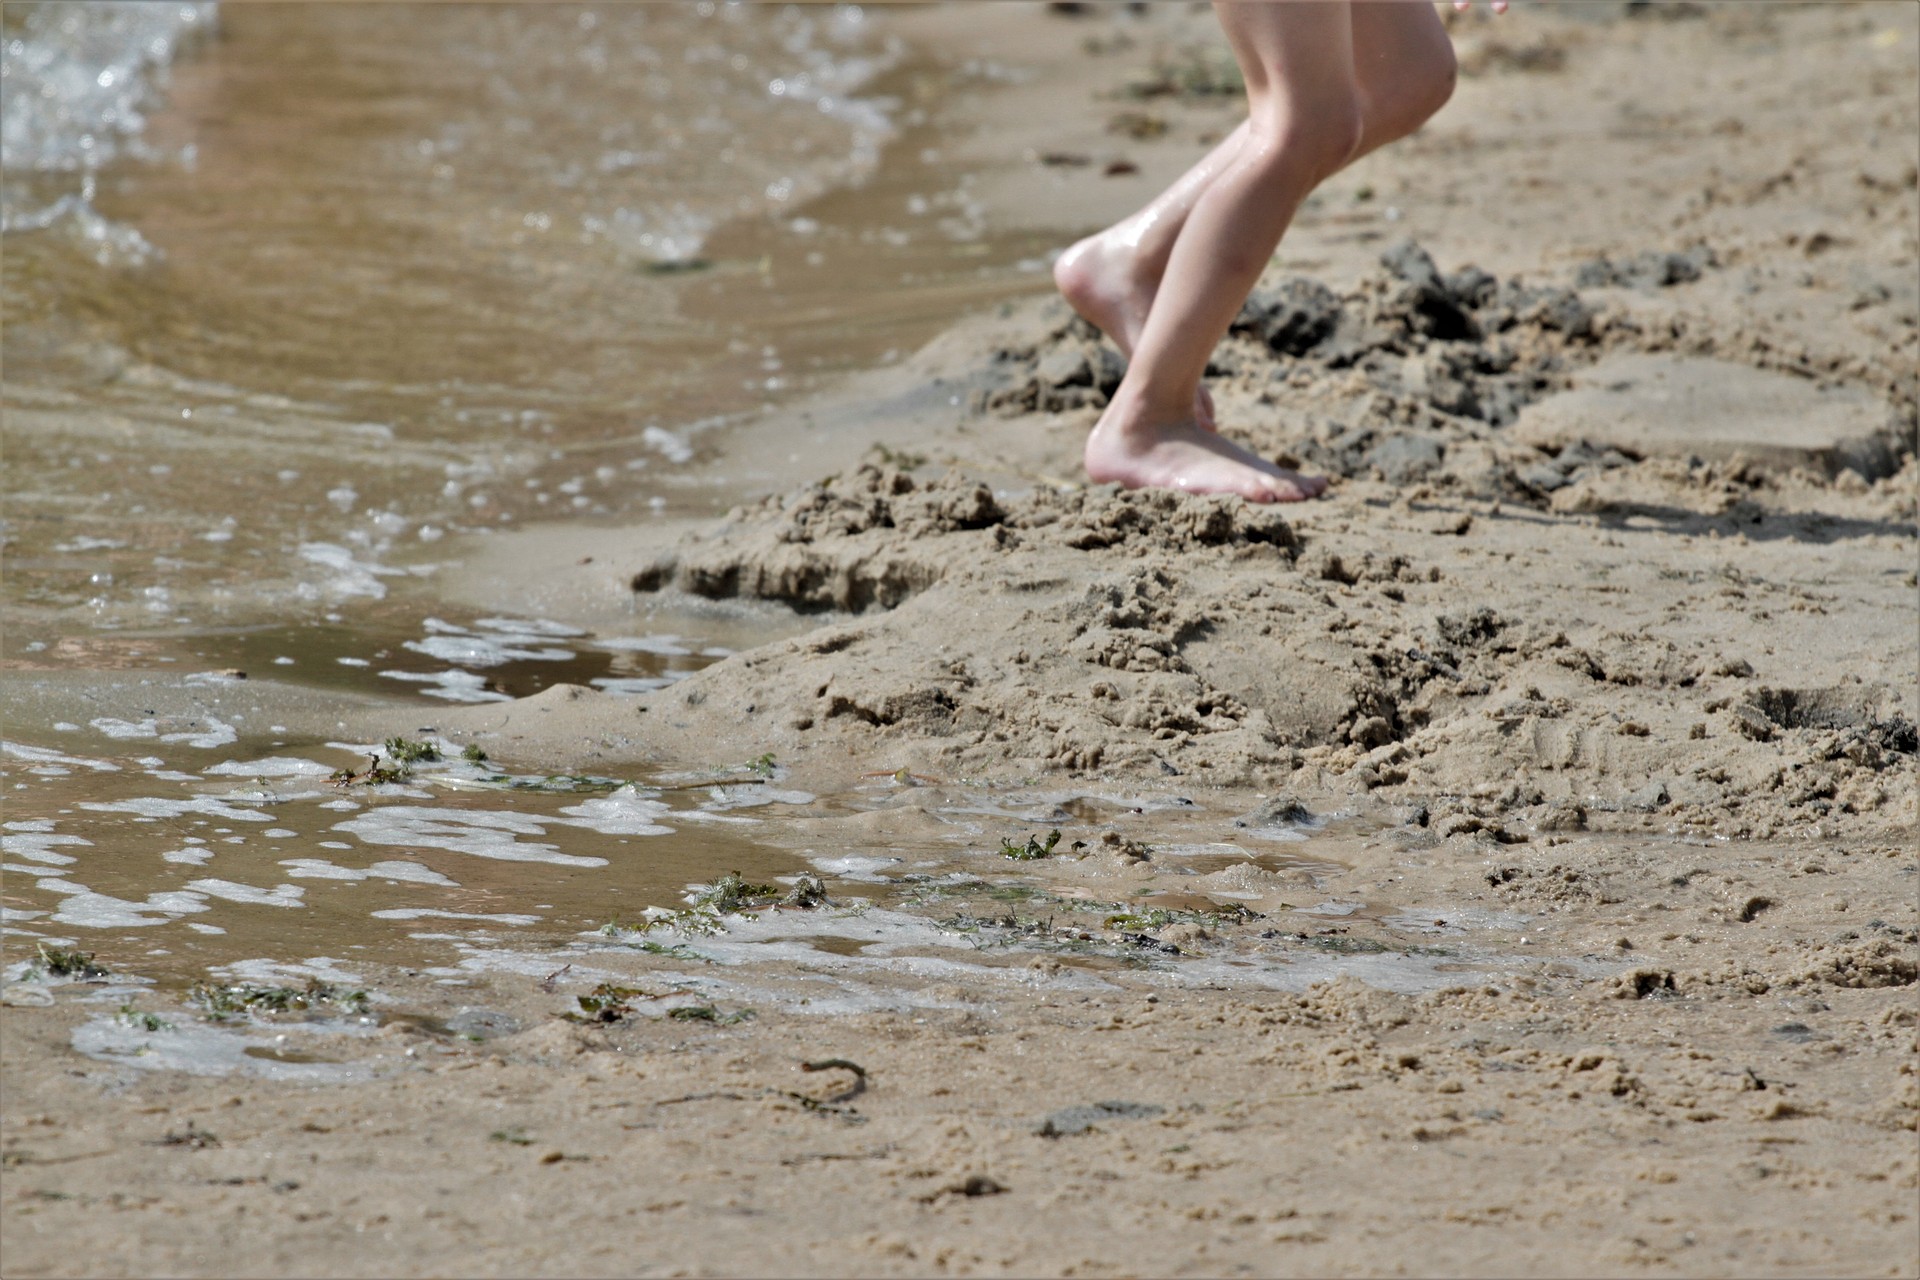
[
  {"xmin": 2, "ymin": 722, "xmax": 810, "ymax": 989},
  {"xmin": 180, "ymin": 614, "xmax": 737, "ymax": 704}
]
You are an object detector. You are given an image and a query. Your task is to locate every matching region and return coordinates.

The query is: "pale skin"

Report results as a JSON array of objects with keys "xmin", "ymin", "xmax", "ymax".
[{"xmin": 1055, "ymin": 1, "xmax": 1491, "ymax": 503}]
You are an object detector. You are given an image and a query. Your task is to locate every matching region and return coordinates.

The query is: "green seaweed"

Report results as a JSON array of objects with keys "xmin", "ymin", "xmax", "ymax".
[
  {"xmin": 32, "ymin": 943, "xmax": 109, "ymax": 980},
  {"xmin": 489, "ymin": 1128, "xmax": 533, "ymax": 1146},
  {"xmin": 637, "ymin": 940, "xmax": 711, "ymax": 962},
  {"xmin": 329, "ymin": 753, "xmax": 410, "ymax": 786},
  {"xmin": 782, "ymin": 874, "xmax": 830, "ymax": 909},
  {"xmin": 596, "ymin": 922, "xmax": 719, "ymax": 955},
  {"xmin": 1103, "ymin": 904, "xmax": 1263, "ymax": 932},
  {"xmin": 383, "ymin": 736, "xmax": 440, "ymax": 765},
  {"xmin": 461, "ymin": 743, "xmax": 489, "ymax": 764},
  {"xmin": 694, "ymin": 871, "xmax": 782, "ymax": 914},
  {"xmin": 190, "ymin": 979, "xmax": 369, "ymax": 1021},
  {"xmin": 1000, "ymin": 829, "xmax": 1062, "ymax": 862},
  {"xmin": 573, "ymin": 982, "xmax": 655, "ymax": 1022}
]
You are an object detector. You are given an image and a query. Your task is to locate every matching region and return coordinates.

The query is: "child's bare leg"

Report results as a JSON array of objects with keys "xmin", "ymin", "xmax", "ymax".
[
  {"xmin": 1053, "ymin": 123, "xmax": 1248, "ymax": 426},
  {"xmin": 1348, "ymin": 0, "xmax": 1458, "ymax": 153},
  {"xmin": 1057, "ymin": 1, "xmax": 1455, "ymax": 432},
  {"xmin": 1085, "ymin": 0, "xmax": 1361, "ymax": 502}
]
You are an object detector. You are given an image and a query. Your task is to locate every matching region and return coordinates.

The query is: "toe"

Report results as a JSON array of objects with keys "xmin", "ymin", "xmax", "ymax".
[{"xmin": 1265, "ymin": 473, "xmax": 1320, "ymax": 503}]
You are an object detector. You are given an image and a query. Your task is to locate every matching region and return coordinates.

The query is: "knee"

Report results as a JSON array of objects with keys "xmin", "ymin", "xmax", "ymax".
[
  {"xmin": 1250, "ymin": 89, "xmax": 1366, "ymax": 185},
  {"xmin": 1413, "ymin": 40, "xmax": 1458, "ymax": 124},
  {"xmin": 1370, "ymin": 39, "xmax": 1457, "ymax": 143}
]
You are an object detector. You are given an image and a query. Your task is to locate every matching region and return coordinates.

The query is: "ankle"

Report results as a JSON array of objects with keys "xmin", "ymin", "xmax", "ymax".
[{"xmin": 1103, "ymin": 378, "xmax": 1198, "ymax": 432}]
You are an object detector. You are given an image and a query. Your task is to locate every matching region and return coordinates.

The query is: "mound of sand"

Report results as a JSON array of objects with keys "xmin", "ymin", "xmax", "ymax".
[{"xmin": 600, "ymin": 241, "xmax": 1914, "ymax": 844}]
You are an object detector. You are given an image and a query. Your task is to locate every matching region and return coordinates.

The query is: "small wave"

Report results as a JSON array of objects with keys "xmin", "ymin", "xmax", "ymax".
[{"xmin": 1, "ymin": 2, "xmax": 216, "ymax": 258}]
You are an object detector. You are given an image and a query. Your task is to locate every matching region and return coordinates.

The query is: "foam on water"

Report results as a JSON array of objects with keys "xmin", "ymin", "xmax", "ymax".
[
  {"xmin": 71, "ymin": 1014, "xmax": 376, "ymax": 1083},
  {"xmin": 88, "ymin": 716, "xmax": 238, "ymax": 748},
  {"xmin": 404, "ymin": 617, "xmax": 577, "ymax": 668},
  {"xmin": 202, "ymin": 757, "xmax": 335, "ymax": 779},
  {"xmin": 78, "ymin": 794, "xmax": 274, "ymax": 823},
  {"xmin": 3, "ymin": 741, "xmax": 121, "ymax": 773},
  {"xmin": 0, "ymin": 2, "xmax": 215, "ymax": 258},
  {"xmin": 279, "ymin": 858, "xmax": 457, "ymax": 886},
  {"xmin": 378, "ymin": 669, "xmax": 512, "ymax": 704}
]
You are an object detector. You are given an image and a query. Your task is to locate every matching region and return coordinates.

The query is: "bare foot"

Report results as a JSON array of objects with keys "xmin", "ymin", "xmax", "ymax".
[
  {"xmin": 1055, "ymin": 232, "xmax": 1217, "ymax": 430},
  {"xmin": 1085, "ymin": 396, "xmax": 1327, "ymax": 503}
]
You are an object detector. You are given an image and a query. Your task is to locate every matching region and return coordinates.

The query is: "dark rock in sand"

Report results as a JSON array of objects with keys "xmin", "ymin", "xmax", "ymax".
[
  {"xmin": 1379, "ymin": 238, "xmax": 1478, "ymax": 341},
  {"xmin": 1236, "ymin": 277, "xmax": 1342, "ymax": 356},
  {"xmin": 1574, "ymin": 246, "xmax": 1716, "ymax": 290}
]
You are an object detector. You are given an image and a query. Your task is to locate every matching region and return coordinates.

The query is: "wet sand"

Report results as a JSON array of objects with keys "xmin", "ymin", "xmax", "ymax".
[{"xmin": 4, "ymin": 4, "xmax": 1918, "ymax": 1277}]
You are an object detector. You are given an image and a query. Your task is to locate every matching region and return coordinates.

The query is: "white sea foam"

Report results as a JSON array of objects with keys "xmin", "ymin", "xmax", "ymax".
[
  {"xmin": 47, "ymin": 886, "xmax": 213, "ymax": 928},
  {"xmin": 87, "ymin": 716, "xmax": 238, "ymax": 749},
  {"xmin": 587, "ymin": 676, "xmax": 674, "ymax": 695},
  {"xmin": 594, "ymin": 634, "xmax": 692, "ymax": 656},
  {"xmin": 473, "ymin": 616, "xmax": 583, "ymax": 638},
  {"xmin": 297, "ymin": 542, "xmax": 398, "ymax": 600},
  {"xmin": 213, "ymin": 956, "xmax": 367, "ymax": 986},
  {"xmin": 402, "ymin": 616, "xmax": 578, "ymax": 668},
  {"xmin": 330, "ymin": 807, "xmax": 608, "ymax": 868},
  {"xmin": 203, "ymin": 757, "xmax": 334, "ymax": 779},
  {"xmin": 279, "ymin": 858, "xmax": 457, "ymax": 886},
  {"xmin": 1, "ymin": 830, "xmax": 90, "ymax": 865},
  {"xmin": 378, "ymin": 669, "xmax": 512, "ymax": 703},
  {"xmin": 79, "ymin": 796, "xmax": 273, "ymax": 823},
  {"xmin": 370, "ymin": 908, "xmax": 539, "ymax": 925},
  {"xmin": 71, "ymin": 1015, "xmax": 374, "ymax": 1084},
  {"xmin": 553, "ymin": 786, "xmax": 674, "ymax": 836},
  {"xmin": 3, "ymin": 741, "xmax": 121, "ymax": 773},
  {"xmin": 806, "ymin": 853, "xmax": 901, "ymax": 880}
]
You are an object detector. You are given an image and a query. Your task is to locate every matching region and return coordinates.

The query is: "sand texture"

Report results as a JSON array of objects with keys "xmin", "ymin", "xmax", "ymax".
[{"xmin": 4, "ymin": 4, "xmax": 1916, "ymax": 1277}]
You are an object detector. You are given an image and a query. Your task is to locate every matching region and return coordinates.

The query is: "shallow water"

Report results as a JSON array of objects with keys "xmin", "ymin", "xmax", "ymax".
[
  {"xmin": 4, "ymin": 1, "xmax": 1058, "ymax": 652},
  {"xmin": 3, "ymin": 5, "xmax": 1605, "ymax": 1026},
  {"xmin": 0, "ymin": 2, "xmax": 1061, "ymax": 977},
  {"xmin": 2, "ymin": 719, "xmax": 811, "ymax": 987}
]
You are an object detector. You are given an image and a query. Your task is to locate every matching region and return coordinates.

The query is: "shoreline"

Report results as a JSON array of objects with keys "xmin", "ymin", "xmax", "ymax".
[{"xmin": 4, "ymin": 5, "xmax": 1917, "ymax": 1276}]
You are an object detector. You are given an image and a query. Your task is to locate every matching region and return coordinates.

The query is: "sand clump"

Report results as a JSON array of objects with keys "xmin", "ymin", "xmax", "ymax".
[
  {"xmin": 619, "ymin": 455, "xmax": 1912, "ymax": 844},
  {"xmin": 595, "ymin": 213, "xmax": 1918, "ymax": 844}
]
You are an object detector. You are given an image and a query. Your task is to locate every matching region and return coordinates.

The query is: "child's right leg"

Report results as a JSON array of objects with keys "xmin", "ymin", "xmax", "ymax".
[
  {"xmin": 1082, "ymin": 0, "xmax": 1365, "ymax": 501},
  {"xmin": 1055, "ymin": 1, "xmax": 1456, "ymax": 432}
]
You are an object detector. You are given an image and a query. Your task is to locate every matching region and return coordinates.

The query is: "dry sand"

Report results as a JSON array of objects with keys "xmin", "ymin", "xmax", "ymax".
[{"xmin": 4, "ymin": 4, "xmax": 1916, "ymax": 1277}]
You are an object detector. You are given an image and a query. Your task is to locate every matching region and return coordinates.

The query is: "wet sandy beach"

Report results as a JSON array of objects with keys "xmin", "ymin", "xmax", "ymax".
[{"xmin": 3, "ymin": 3, "xmax": 1917, "ymax": 1276}]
